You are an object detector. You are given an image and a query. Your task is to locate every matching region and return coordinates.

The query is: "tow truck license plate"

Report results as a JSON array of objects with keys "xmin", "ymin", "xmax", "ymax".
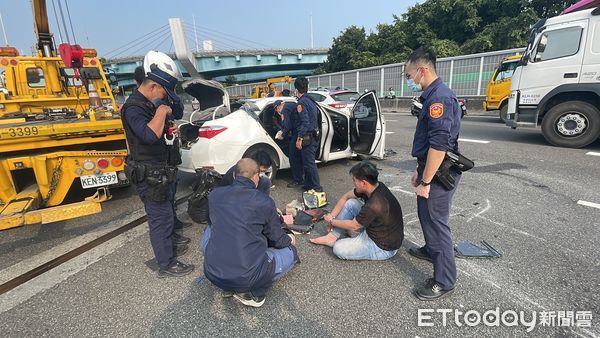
[{"xmin": 80, "ymin": 172, "xmax": 118, "ymax": 189}]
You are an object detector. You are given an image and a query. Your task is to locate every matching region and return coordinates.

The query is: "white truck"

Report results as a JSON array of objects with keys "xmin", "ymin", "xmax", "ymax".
[{"xmin": 506, "ymin": 5, "xmax": 600, "ymax": 148}]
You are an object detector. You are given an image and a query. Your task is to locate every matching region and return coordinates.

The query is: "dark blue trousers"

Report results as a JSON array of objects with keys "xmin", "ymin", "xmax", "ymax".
[
  {"xmin": 417, "ymin": 167, "xmax": 461, "ymax": 290},
  {"xmin": 288, "ymin": 134, "xmax": 304, "ymax": 184},
  {"xmin": 135, "ymin": 181, "xmax": 175, "ymax": 269},
  {"xmin": 301, "ymin": 139, "xmax": 320, "ymax": 189}
]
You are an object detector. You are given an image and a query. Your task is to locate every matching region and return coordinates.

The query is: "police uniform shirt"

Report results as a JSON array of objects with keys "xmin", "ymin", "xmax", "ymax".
[
  {"xmin": 280, "ymin": 102, "xmax": 298, "ymax": 136},
  {"xmin": 123, "ymin": 89, "xmax": 162, "ymax": 145},
  {"xmin": 411, "ymin": 78, "xmax": 461, "ymax": 160},
  {"xmin": 296, "ymin": 95, "xmax": 319, "ymax": 137}
]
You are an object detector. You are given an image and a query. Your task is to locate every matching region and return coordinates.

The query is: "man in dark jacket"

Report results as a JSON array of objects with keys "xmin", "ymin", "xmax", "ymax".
[{"xmin": 201, "ymin": 158, "xmax": 298, "ymax": 307}]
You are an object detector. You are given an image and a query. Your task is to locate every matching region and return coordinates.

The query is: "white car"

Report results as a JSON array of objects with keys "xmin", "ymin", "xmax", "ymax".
[
  {"xmin": 177, "ymin": 78, "xmax": 386, "ymax": 179},
  {"xmin": 306, "ymin": 89, "xmax": 360, "ymax": 114}
]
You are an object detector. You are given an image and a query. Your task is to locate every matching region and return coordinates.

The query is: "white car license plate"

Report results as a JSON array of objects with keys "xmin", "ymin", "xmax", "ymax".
[{"xmin": 80, "ymin": 172, "xmax": 118, "ymax": 189}]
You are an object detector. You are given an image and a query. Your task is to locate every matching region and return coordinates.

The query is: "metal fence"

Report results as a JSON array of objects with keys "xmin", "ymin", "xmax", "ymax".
[{"xmin": 226, "ymin": 48, "xmax": 524, "ymax": 98}]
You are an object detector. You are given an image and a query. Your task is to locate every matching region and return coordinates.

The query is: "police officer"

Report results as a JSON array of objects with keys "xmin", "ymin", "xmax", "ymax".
[
  {"xmin": 405, "ymin": 47, "xmax": 462, "ymax": 300},
  {"xmin": 293, "ymin": 77, "xmax": 322, "ymax": 191},
  {"xmin": 274, "ymin": 100, "xmax": 304, "ymax": 187},
  {"xmin": 133, "ymin": 65, "xmax": 191, "ymax": 231},
  {"xmin": 121, "ymin": 51, "xmax": 194, "ymax": 278}
]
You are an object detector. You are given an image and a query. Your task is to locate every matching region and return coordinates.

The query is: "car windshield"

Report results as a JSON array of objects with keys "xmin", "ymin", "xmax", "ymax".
[
  {"xmin": 331, "ymin": 92, "xmax": 359, "ymax": 102},
  {"xmin": 241, "ymin": 101, "xmax": 260, "ymax": 113}
]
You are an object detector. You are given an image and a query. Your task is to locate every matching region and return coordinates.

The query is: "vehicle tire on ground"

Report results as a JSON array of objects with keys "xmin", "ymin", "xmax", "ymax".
[
  {"xmin": 499, "ymin": 104, "xmax": 508, "ymax": 123},
  {"xmin": 541, "ymin": 101, "xmax": 600, "ymax": 148},
  {"xmin": 243, "ymin": 145, "xmax": 279, "ymax": 180}
]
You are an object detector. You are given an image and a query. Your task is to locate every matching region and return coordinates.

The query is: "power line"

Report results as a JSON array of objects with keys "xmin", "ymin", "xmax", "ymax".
[
  {"xmin": 182, "ymin": 23, "xmax": 269, "ymax": 50},
  {"xmin": 103, "ymin": 25, "xmax": 168, "ymax": 57},
  {"xmin": 128, "ymin": 30, "xmax": 172, "ymax": 57},
  {"xmin": 184, "ymin": 22, "xmax": 272, "ymax": 49},
  {"xmin": 153, "ymin": 32, "xmax": 172, "ymax": 51}
]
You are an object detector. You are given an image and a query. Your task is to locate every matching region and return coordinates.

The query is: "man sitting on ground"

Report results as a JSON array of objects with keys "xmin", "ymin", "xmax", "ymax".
[
  {"xmin": 201, "ymin": 158, "xmax": 298, "ymax": 307},
  {"xmin": 310, "ymin": 161, "xmax": 404, "ymax": 260}
]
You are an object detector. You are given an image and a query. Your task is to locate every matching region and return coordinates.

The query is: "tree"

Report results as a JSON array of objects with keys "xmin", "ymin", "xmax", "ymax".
[
  {"xmin": 224, "ymin": 75, "xmax": 237, "ymax": 86},
  {"xmin": 319, "ymin": 0, "xmax": 579, "ymax": 73}
]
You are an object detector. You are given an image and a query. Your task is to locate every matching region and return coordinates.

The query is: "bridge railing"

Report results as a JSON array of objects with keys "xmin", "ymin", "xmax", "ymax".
[{"xmin": 227, "ymin": 47, "xmax": 524, "ymax": 98}]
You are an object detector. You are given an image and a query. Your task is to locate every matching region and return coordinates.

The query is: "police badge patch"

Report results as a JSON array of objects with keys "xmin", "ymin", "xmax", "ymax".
[
  {"xmin": 297, "ymin": 104, "xmax": 303, "ymax": 113},
  {"xmin": 429, "ymin": 103, "xmax": 444, "ymax": 119}
]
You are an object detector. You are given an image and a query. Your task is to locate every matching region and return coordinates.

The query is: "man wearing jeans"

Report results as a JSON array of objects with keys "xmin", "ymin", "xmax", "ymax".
[
  {"xmin": 310, "ymin": 161, "xmax": 404, "ymax": 260},
  {"xmin": 201, "ymin": 158, "xmax": 298, "ymax": 307}
]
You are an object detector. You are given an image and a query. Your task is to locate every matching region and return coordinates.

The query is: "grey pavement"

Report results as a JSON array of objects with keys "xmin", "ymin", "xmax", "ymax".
[{"xmin": 0, "ymin": 113, "xmax": 598, "ymax": 337}]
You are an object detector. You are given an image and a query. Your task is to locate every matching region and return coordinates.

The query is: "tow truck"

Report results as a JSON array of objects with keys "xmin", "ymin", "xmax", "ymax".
[
  {"xmin": 0, "ymin": 0, "xmax": 127, "ymax": 229},
  {"xmin": 250, "ymin": 76, "xmax": 293, "ymax": 98}
]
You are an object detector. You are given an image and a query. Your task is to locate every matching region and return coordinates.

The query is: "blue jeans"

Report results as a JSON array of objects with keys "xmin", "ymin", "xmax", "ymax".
[
  {"xmin": 200, "ymin": 225, "xmax": 296, "ymax": 282},
  {"xmin": 331, "ymin": 199, "xmax": 398, "ymax": 260}
]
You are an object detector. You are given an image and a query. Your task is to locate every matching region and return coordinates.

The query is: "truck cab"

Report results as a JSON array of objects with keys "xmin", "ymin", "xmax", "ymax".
[
  {"xmin": 506, "ymin": 6, "xmax": 600, "ymax": 148},
  {"xmin": 483, "ymin": 54, "xmax": 522, "ymax": 122}
]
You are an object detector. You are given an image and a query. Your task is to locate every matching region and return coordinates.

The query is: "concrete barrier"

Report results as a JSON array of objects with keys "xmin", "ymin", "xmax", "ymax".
[{"xmin": 379, "ymin": 97, "xmax": 498, "ymax": 117}]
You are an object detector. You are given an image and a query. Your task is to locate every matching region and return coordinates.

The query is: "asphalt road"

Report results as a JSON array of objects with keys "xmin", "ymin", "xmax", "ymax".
[{"xmin": 0, "ymin": 113, "xmax": 598, "ymax": 337}]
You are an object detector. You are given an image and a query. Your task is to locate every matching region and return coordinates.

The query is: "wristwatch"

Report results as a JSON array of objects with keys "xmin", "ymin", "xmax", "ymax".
[{"xmin": 421, "ymin": 180, "xmax": 431, "ymax": 187}]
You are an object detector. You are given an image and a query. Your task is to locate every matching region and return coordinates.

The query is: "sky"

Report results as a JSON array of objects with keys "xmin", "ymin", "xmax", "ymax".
[{"xmin": 1, "ymin": 0, "xmax": 418, "ymax": 58}]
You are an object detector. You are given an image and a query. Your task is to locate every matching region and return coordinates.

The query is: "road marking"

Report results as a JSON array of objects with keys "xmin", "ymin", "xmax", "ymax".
[
  {"xmin": 385, "ymin": 131, "xmax": 395, "ymax": 134},
  {"xmin": 389, "ymin": 185, "xmax": 414, "ymax": 195},
  {"xmin": 577, "ymin": 200, "xmax": 600, "ymax": 210},
  {"xmin": 385, "ymin": 119, "xmax": 397, "ymax": 122},
  {"xmin": 586, "ymin": 152, "xmax": 600, "ymax": 157},
  {"xmin": 459, "ymin": 138, "xmax": 490, "ymax": 144}
]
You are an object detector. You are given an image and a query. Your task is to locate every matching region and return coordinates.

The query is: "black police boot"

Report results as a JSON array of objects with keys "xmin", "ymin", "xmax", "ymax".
[
  {"xmin": 414, "ymin": 278, "xmax": 454, "ymax": 301},
  {"xmin": 158, "ymin": 261, "xmax": 195, "ymax": 278},
  {"xmin": 408, "ymin": 246, "xmax": 432, "ymax": 262},
  {"xmin": 172, "ymin": 232, "xmax": 191, "ymax": 245},
  {"xmin": 233, "ymin": 292, "xmax": 266, "ymax": 308},
  {"xmin": 174, "ymin": 243, "xmax": 189, "ymax": 257},
  {"xmin": 174, "ymin": 218, "xmax": 193, "ymax": 230}
]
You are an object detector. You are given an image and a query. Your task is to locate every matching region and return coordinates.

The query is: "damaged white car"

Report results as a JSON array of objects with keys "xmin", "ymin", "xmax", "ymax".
[{"xmin": 177, "ymin": 78, "xmax": 387, "ymax": 179}]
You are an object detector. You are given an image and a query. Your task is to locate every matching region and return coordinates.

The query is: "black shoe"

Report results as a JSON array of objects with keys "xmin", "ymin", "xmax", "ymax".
[
  {"xmin": 408, "ymin": 246, "xmax": 432, "ymax": 262},
  {"xmin": 174, "ymin": 244, "xmax": 189, "ymax": 257},
  {"xmin": 233, "ymin": 292, "xmax": 266, "ymax": 307},
  {"xmin": 414, "ymin": 278, "xmax": 454, "ymax": 301},
  {"xmin": 172, "ymin": 232, "xmax": 191, "ymax": 245},
  {"xmin": 222, "ymin": 290, "xmax": 234, "ymax": 298},
  {"xmin": 158, "ymin": 261, "xmax": 195, "ymax": 278},
  {"xmin": 287, "ymin": 181, "xmax": 302, "ymax": 188},
  {"xmin": 174, "ymin": 219, "xmax": 193, "ymax": 230}
]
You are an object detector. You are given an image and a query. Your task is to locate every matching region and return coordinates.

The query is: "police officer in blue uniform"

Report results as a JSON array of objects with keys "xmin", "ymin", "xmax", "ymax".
[
  {"xmin": 273, "ymin": 100, "xmax": 304, "ymax": 187},
  {"xmin": 293, "ymin": 77, "xmax": 322, "ymax": 191},
  {"xmin": 134, "ymin": 65, "xmax": 191, "ymax": 231},
  {"xmin": 121, "ymin": 51, "xmax": 194, "ymax": 278},
  {"xmin": 404, "ymin": 47, "xmax": 462, "ymax": 300}
]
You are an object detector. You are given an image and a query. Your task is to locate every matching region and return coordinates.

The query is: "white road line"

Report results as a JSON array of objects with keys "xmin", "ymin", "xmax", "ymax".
[
  {"xmin": 586, "ymin": 151, "xmax": 600, "ymax": 157},
  {"xmin": 459, "ymin": 138, "xmax": 490, "ymax": 144},
  {"xmin": 385, "ymin": 131, "xmax": 395, "ymax": 134},
  {"xmin": 388, "ymin": 185, "xmax": 414, "ymax": 195},
  {"xmin": 385, "ymin": 119, "xmax": 398, "ymax": 122},
  {"xmin": 577, "ymin": 200, "xmax": 600, "ymax": 210}
]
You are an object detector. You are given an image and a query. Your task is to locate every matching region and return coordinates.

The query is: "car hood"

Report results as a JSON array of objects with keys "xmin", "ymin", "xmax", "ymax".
[{"xmin": 182, "ymin": 78, "xmax": 230, "ymax": 111}]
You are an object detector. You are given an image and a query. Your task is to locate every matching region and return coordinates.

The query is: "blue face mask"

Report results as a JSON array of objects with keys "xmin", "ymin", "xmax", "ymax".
[{"xmin": 407, "ymin": 79, "xmax": 422, "ymax": 92}]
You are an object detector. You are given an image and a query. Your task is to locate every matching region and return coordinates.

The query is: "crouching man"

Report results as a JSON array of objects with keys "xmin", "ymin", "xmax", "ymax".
[
  {"xmin": 201, "ymin": 158, "xmax": 298, "ymax": 307},
  {"xmin": 310, "ymin": 161, "xmax": 404, "ymax": 260}
]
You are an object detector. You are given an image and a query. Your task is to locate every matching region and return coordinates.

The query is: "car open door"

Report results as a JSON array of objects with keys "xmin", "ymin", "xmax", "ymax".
[
  {"xmin": 349, "ymin": 91, "xmax": 385, "ymax": 159},
  {"xmin": 182, "ymin": 78, "xmax": 230, "ymax": 122}
]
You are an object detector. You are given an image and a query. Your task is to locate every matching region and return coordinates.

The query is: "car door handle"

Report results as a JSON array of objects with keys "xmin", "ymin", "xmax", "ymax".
[{"xmin": 564, "ymin": 73, "xmax": 578, "ymax": 78}]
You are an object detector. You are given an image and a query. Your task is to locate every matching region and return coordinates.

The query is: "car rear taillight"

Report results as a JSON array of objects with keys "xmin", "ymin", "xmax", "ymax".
[
  {"xmin": 198, "ymin": 126, "xmax": 227, "ymax": 139},
  {"xmin": 329, "ymin": 103, "xmax": 347, "ymax": 109}
]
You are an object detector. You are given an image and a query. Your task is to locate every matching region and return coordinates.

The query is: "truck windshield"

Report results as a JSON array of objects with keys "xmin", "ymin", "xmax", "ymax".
[{"xmin": 493, "ymin": 61, "xmax": 519, "ymax": 81}]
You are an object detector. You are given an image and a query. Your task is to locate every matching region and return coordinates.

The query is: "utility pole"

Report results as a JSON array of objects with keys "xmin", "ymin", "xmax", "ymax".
[
  {"xmin": 193, "ymin": 14, "xmax": 199, "ymax": 52},
  {"xmin": 0, "ymin": 11, "xmax": 8, "ymax": 46},
  {"xmin": 310, "ymin": 12, "xmax": 314, "ymax": 49}
]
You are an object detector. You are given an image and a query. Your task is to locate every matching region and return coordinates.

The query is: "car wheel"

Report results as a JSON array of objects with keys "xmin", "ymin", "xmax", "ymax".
[
  {"xmin": 499, "ymin": 104, "xmax": 508, "ymax": 123},
  {"xmin": 541, "ymin": 101, "xmax": 600, "ymax": 148},
  {"xmin": 243, "ymin": 145, "xmax": 279, "ymax": 180}
]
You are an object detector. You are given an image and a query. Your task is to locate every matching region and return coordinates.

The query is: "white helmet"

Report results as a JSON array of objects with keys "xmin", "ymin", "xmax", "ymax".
[{"xmin": 143, "ymin": 50, "xmax": 182, "ymax": 80}]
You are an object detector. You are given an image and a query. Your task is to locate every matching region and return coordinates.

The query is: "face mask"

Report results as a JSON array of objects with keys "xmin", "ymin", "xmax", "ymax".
[
  {"xmin": 407, "ymin": 69, "xmax": 423, "ymax": 92},
  {"xmin": 151, "ymin": 98, "xmax": 166, "ymax": 108}
]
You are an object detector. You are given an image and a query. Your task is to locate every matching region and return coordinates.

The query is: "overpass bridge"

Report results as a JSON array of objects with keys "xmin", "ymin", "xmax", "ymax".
[{"xmin": 104, "ymin": 48, "xmax": 328, "ymax": 89}]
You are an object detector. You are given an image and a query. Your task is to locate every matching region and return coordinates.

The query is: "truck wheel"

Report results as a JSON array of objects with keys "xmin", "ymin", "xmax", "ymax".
[
  {"xmin": 243, "ymin": 145, "xmax": 279, "ymax": 180},
  {"xmin": 541, "ymin": 101, "xmax": 600, "ymax": 148},
  {"xmin": 499, "ymin": 104, "xmax": 508, "ymax": 123}
]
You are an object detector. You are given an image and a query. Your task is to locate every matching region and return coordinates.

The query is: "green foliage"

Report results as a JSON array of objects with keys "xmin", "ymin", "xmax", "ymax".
[
  {"xmin": 224, "ymin": 75, "xmax": 237, "ymax": 86},
  {"xmin": 318, "ymin": 0, "xmax": 578, "ymax": 73}
]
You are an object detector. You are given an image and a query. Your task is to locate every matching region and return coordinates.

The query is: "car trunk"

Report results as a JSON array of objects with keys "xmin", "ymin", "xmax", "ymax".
[{"xmin": 179, "ymin": 79, "xmax": 230, "ymax": 149}]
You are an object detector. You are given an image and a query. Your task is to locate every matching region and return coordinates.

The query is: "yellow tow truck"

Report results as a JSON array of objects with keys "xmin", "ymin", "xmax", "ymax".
[
  {"xmin": 250, "ymin": 76, "xmax": 293, "ymax": 99},
  {"xmin": 483, "ymin": 54, "xmax": 522, "ymax": 122},
  {"xmin": 0, "ymin": 0, "xmax": 127, "ymax": 229}
]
